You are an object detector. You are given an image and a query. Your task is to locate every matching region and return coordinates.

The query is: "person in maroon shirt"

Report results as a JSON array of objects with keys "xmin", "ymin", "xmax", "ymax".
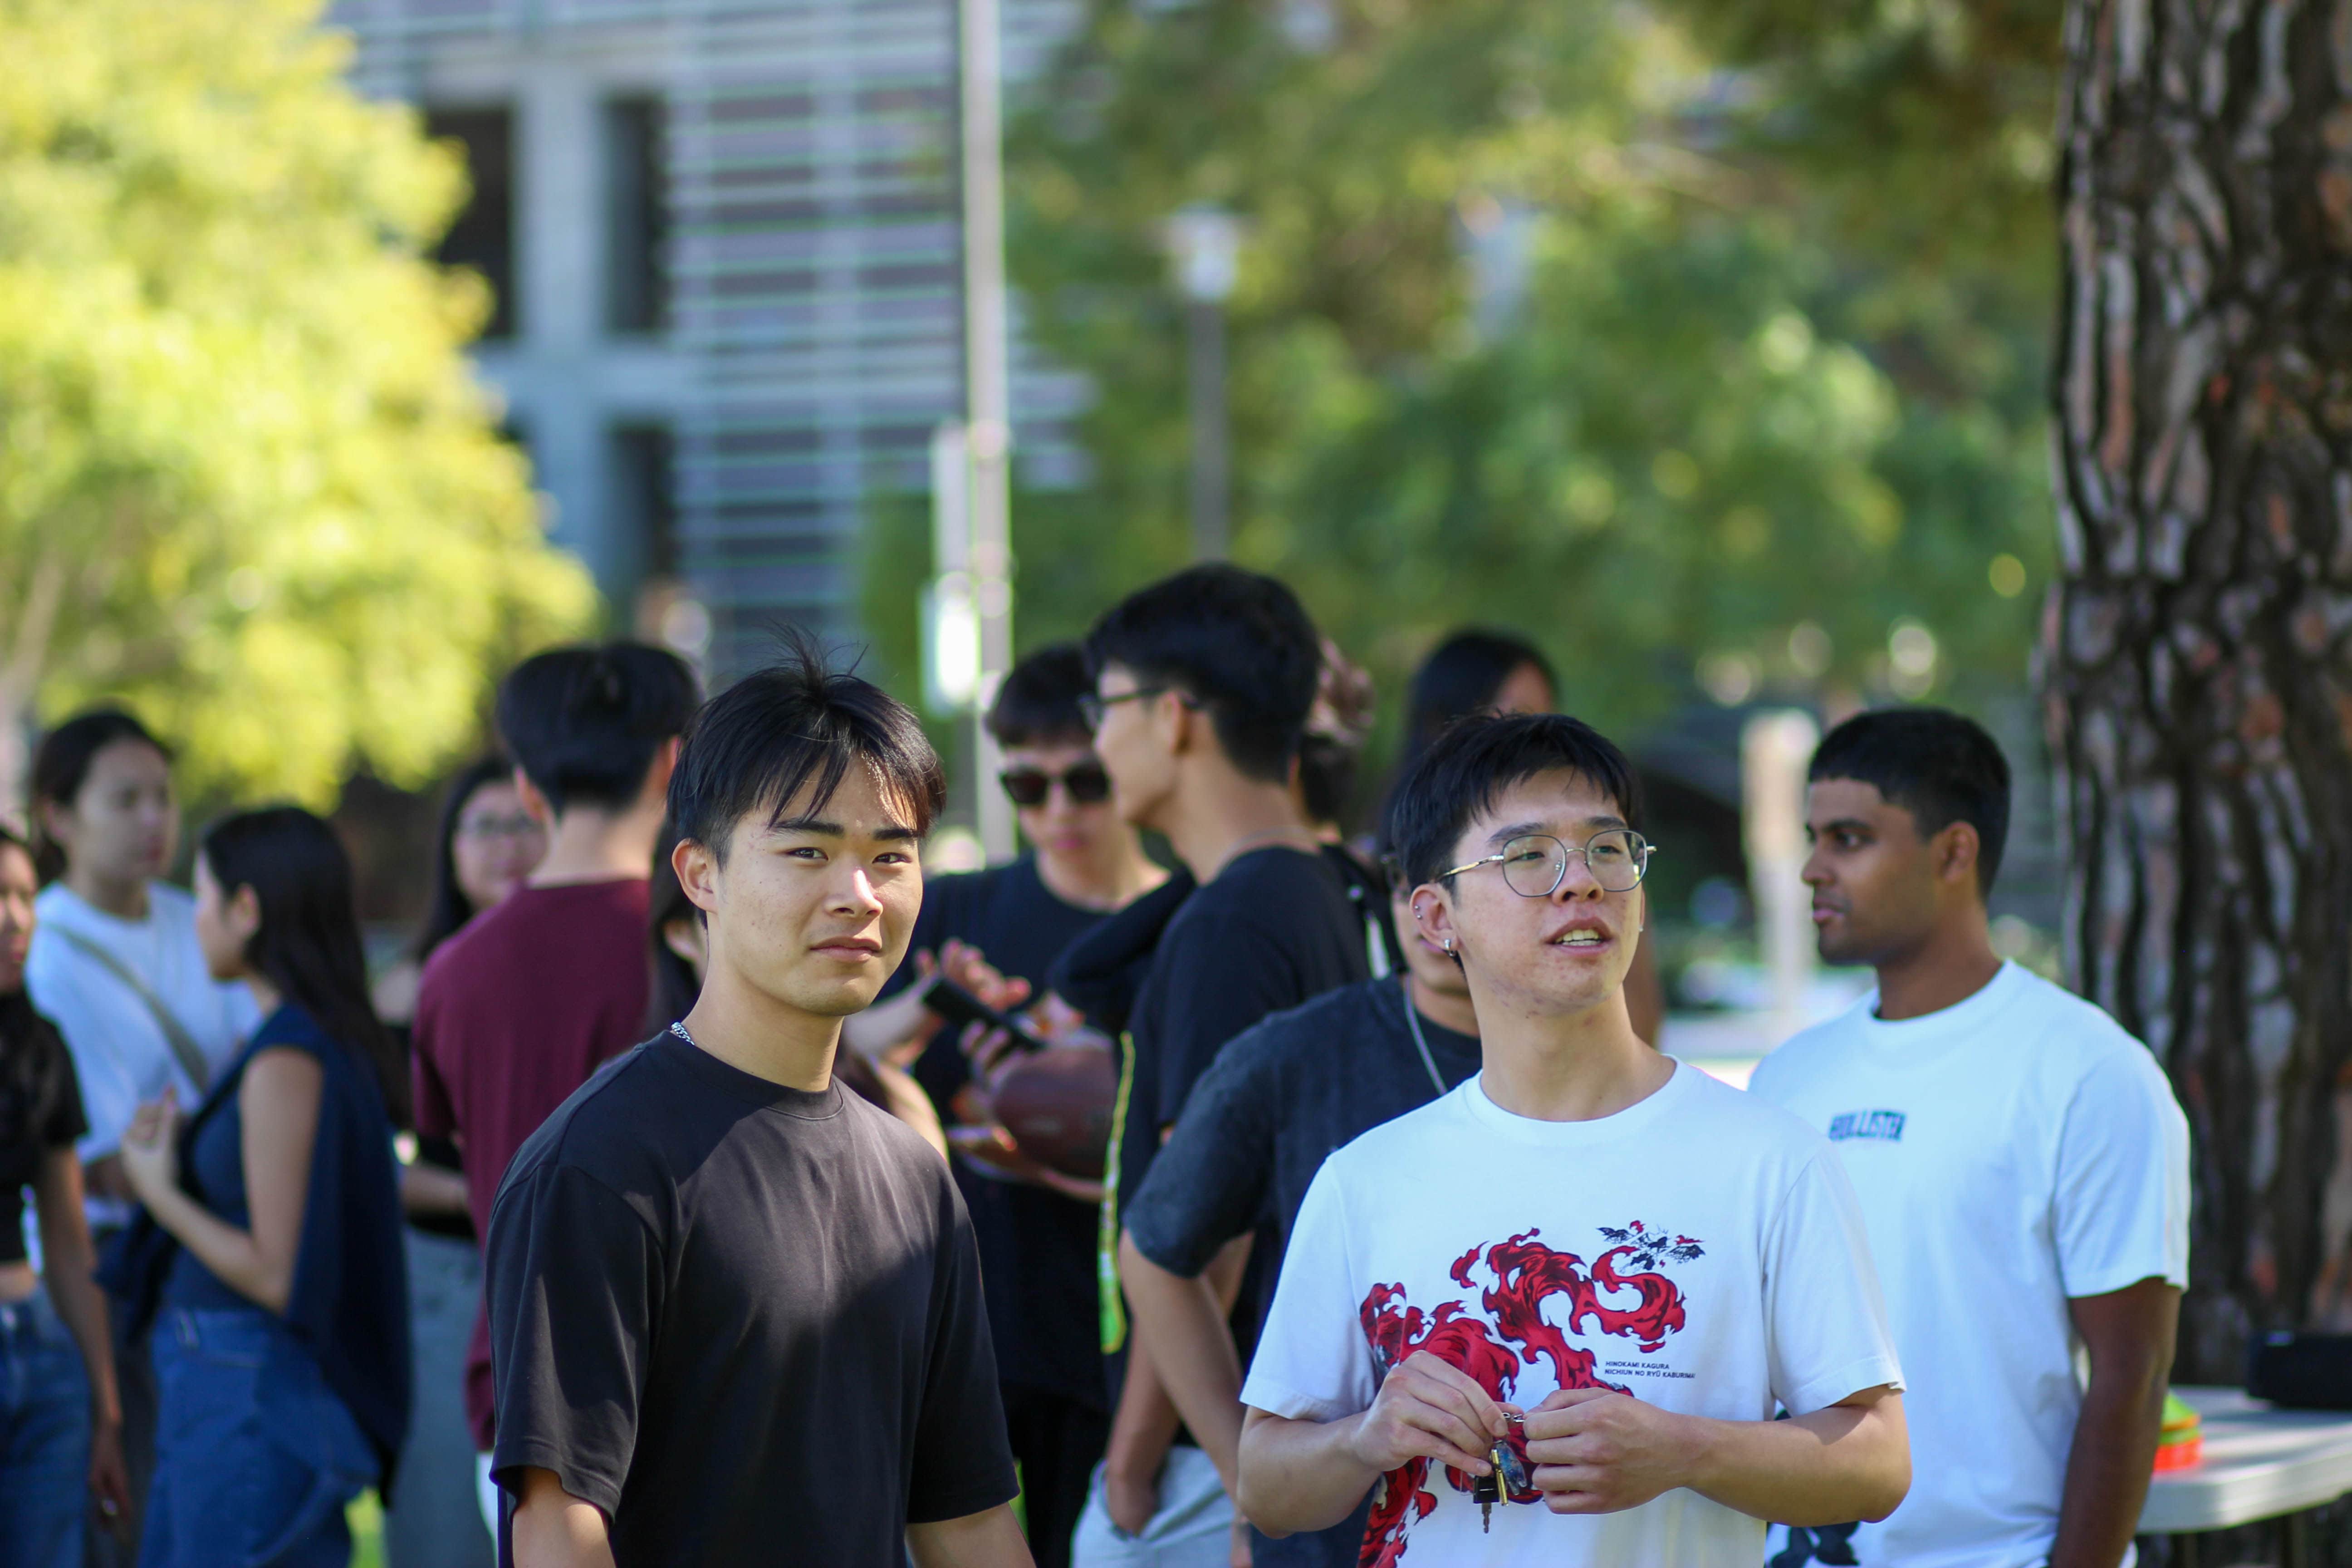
[{"xmin": 409, "ymin": 642, "xmax": 699, "ymax": 1520}]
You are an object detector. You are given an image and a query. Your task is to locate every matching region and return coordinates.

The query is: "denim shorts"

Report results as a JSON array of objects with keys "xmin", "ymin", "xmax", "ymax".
[{"xmin": 141, "ymin": 1307, "xmax": 375, "ymax": 1568}]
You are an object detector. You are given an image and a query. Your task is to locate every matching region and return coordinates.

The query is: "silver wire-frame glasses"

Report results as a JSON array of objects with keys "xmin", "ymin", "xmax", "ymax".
[{"xmin": 1440, "ymin": 829, "xmax": 1656, "ymax": 896}]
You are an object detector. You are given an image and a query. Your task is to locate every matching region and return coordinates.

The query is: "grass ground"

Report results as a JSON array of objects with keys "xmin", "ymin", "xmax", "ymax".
[{"xmin": 348, "ymin": 1491, "xmax": 384, "ymax": 1568}]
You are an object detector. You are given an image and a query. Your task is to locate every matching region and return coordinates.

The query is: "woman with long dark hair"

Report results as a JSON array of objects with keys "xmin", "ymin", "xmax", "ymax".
[
  {"xmin": 112, "ymin": 808, "xmax": 408, "ymax": 1568},
  {"xmin": 374, "ymin": 759, "xmax": 540, "ymax": 1568},
  {"xmin": 26, "ymin": 709, "xmax": 259, "ymax": 1564},
  {"xmin": 0, "ymin": 823, "xmax": 130, "ymax": 1563}
]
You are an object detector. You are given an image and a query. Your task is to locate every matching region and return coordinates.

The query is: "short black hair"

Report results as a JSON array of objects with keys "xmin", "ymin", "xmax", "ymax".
[
  {"xmin": 1809, "ymin": 706, "xmax": 2012, "ymax": 895},
  {"xmin": 495, "ymin": 642, "xmax": 700, "ymax": 813},
  {"xmin": 667, "ymin": 630, "xmax": 947, "ymax": 859},
  {"xmin": 1388, "ymin": 712, "xmax": 1644, "ymax": 890},
  {"xmin": 986, "ymin": 644, "xmax": 1093, "ymax": 749},
  {"xmin": 1083, "ymin": 564, "xmax": 1322, "ymax": 784}
]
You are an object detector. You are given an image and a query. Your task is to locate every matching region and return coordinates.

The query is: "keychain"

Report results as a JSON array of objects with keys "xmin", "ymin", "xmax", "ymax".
[{"xmin": 1473, "ymin": 1411, "xmax": 1535, "ymax": 1533}]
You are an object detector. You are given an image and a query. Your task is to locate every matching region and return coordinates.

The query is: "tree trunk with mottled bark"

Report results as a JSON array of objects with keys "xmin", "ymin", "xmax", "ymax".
[{"xmin": 2048, "ymin": 0, "xmax": 2352, "ymax": 1379}]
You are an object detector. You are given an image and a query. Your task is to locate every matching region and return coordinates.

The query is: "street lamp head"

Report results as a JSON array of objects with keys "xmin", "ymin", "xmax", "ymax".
[{"xmin": 1164, "ymin": 203, "xmax": 1243, "ymax": 304}]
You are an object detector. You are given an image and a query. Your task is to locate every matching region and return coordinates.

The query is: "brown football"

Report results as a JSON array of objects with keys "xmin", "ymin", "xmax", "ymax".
[{"xmin": 992, "ymin": 1042, "xmax": 1117, "ymax": 1180}]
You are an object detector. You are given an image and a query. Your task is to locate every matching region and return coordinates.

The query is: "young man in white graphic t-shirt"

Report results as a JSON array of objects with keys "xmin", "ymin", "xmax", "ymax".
[
  {"xmin": 1749, "ymin": 709, "xmax": 2190, "ymax": 1568},
  {"xmin": 1237, "ymin": 713, "xmax": 1910, "ymax": 1567}
]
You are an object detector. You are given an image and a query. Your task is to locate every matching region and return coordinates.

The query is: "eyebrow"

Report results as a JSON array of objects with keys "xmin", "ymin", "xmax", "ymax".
[
  {"xmin": 1484, "ymin": 813, "xmax": 1627, "ymax": 846},
  {"xmin": 1811, "ymin": 817, "xmax": 1876, "ymax": 837},
  {"xmin": 767, "ymin": 815, "xmax": 920, "ymax": 843}
]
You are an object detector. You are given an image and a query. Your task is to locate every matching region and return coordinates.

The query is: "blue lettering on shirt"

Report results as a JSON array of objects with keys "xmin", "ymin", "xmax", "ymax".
[{"xmin": 1826, "ymin": 1109, "xmax": 1906, "ymax": 1143}]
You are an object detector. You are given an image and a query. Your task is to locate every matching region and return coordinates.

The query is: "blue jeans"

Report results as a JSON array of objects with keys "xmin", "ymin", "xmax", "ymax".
[
  {"xmin": 141, "ymin": 1307, "xmax": 373, "ymax": 1568},
  {"xmin": 383, "ymin": 1230, "xmax": 491, "ymax": 1568},
  {"xmin": 0, "ymin": 1285, "xmax": 92, "ymax": 1568}
]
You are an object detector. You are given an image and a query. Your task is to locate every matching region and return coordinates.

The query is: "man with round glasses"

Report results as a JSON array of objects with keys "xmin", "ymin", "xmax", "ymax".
[
  {"xmin": 858, "ymin": 644, "xmax": 1168, "ymax": 1568},
  {"xmin": 1236, "ymin": 711, "xmax": 1910, "ymax": 1567}
]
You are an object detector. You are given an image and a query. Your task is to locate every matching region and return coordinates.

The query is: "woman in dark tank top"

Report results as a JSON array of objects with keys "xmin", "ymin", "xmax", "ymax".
[
  {"xmin": 0, "ymin": 822, "xmax": 128, "ymax": 1563},
  {"xmin": 111, "ymin": 808, "xmax": 408, "ymax": 1568}
]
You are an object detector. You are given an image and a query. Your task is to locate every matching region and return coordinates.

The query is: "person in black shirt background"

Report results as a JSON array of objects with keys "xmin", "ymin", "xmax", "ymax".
[
  {"xmin": 0, "ymin": 823, "xmax": 127, "ymax": 1564},
  {"xmin": 488, "ymin": 633, "xmax": 1028, "ymax": 1568},
  {"xmin": 1117, "ymin": 860, "xmax": 1482, "ymax": 1568},
  {"xmin": 852, "ymin": 645, "xmax": 1167, "ymax": 1568},
  {"xmin": 1077, "ymin": 566, "xmax": 1371, "ymax": 1567}
]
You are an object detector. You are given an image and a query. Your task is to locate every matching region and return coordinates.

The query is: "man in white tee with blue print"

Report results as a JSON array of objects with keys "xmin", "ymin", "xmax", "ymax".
[
  {"xmin": 1237, "ymin": 712, "xmax": 1910, "ymax": 1567},
  {"xmin": 1750, "ymin": 707, "xmax": 2190, "ymax": 1568}
]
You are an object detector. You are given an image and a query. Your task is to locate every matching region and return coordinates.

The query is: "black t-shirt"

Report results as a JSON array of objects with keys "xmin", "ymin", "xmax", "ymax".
[
  {"xmin": 882, "ymin": 856, "xmax": 1112, "ymax": 1409},
  {"xmin": 0, "ymin": 995, "xmax": 87, "ymax": 1266},
  {"xmin": 486, "ymin": 1033, "xmax": 1018, "ymax": 1565},
  {"xmin": 1113, "ymin": 848, "xmax": 1371, "ymax": 1229},
  {"xmin": 1122, "ymin": 975, "xmax": 1479, "ymax": 1568},
  {"xmin": 1110, "ymin": 845, "xmax": 1369, "ymax": 1385}
]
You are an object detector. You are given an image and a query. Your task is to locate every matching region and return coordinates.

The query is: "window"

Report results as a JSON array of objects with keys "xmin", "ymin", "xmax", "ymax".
[
  {"xmin": 604, "ymin": 98, "xmax": 669, "ymax": 334},
  {"xmin": 426, "ymin": 107, "xmax": 517, "ymax": 339},
  {"xmin": 612, "ymin": 423, "xmax": 678, "ymax": 583}
]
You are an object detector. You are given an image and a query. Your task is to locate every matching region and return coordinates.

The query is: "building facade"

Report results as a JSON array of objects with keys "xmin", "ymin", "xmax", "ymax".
[{"xmin": 328, "ymin": 0, "xmax": 1082, "ymax": 676}]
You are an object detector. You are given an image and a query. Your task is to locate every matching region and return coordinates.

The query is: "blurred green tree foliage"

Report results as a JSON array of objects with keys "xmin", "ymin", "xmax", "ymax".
[
  {"xmin": 0, "ymin": 0, "xmax": 593, "ymax": 808},
  {"xmin": 867, "ymin": 0, "xmax": 2058, "ymax": 753}
]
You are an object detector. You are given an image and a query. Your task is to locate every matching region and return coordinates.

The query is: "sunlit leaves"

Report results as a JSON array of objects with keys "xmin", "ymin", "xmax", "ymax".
[{"xmin": 0, "ymin": 0, "xmax": 593, "ymax": 804}]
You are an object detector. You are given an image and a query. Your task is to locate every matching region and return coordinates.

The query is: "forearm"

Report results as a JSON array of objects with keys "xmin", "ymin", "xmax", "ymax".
[
  {"xmin": 140, "ymin": 1184, "xmax": 290, "ymax": 1314},
  {"xmin": 1119, "ymin": 1231, "xmax": 1245, "ymax": 1486},
  {"xmin": 843, "ymin": 987, "xmax": 932, "ymax": 1062},
  {"xmin": 907, "ymin": 1503, "xmax": 1034, "ymax": 1568},
  {"xmin": 400, "ymin": 1161, "xmax": 471, "ymax": 1217},
  {"xmin": 2048, "ymin": 1362, "xmax": 2167, "ymax": 1566},
  {"xmin": 1237, "ymin": 1410, "xmax": 1381, "ymax": 1534},
  {"xmin": 1107, "ymin": 1332, "xmax": 1184, "ymax": 1488},
  {"xmin": 35, "ymin": 1179, "xmax": 120, "ymax": 1425},
  {"xmin": 1680, "ymin": 1396, "xmax": 1908, "ymax": 1526},
  {"xmin": 512, "ymin": 1471, "xmax": 615, "ymax": 1568}
]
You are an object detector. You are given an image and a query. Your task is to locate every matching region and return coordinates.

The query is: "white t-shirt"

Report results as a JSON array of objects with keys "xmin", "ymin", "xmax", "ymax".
[
  {"xmin": 1241, "ymin": 1063, "xmax": 1903, "ymax": 1568},
  {"xmin": 25, "ymin": 882, "xmax": 259, "ymax": 1225},
  {"xmin": 1748, "ymin": 961, "xmax": 2191, "ymax": 1568}
]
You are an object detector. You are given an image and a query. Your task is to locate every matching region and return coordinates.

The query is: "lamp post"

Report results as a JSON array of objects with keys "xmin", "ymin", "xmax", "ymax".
[
  {"xmin": 1164, "ymin": 204, "xmax": 1241, "ymax": 561},
  {"xmin": 956, "ymin": 0, "xmax": 1014, "ymax": 862}
]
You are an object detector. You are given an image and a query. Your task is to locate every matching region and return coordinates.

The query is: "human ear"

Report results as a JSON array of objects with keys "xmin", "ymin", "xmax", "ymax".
[
  {"xmin": 227, "ymin": 884, "xmax": 264, "ymax": 947},
  {"xmin": 675, "ymin": 836, "xmax": 723, "ymax": 918},
  {"xmin": 1935, "ymin": 822, "xmax": 1982, "ymax": 890},
  {"xmin": 1410, "ymin": 883, "xmax": 1459, "ymax": 956}
]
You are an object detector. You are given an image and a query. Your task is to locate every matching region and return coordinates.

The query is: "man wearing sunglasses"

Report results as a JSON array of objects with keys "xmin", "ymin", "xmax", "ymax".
[
  {"xmin": 862, "ymin": 644, "xmax": 1167, "ymax": 1568},
  {"xmin": 1236, "ymin": 712, "xmax": 1910, "ymax": 1567}
]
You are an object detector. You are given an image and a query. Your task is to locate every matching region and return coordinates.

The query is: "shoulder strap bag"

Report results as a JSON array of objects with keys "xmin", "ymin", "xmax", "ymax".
[{"xmin": 49, "ymin": 925, "xmax": 214, "ymax": 1097}]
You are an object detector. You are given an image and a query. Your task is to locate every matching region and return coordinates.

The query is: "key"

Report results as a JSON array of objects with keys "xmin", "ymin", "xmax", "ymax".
[{"xmin": 1474, "ymin": 1444, "xmax": 1503, "ymax": 1533}]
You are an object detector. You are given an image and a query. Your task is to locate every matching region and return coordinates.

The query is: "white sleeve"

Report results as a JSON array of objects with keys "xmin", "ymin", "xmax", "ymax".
[
  {"xmin": 1238, "ymin": 1164, "xmax": 1377, "ymax": 1423},
  {"xmin": 2054, "ymin": 1047, "xmax": 2191, "ymax": 1298},
  {"xmin": 1762, "ymin": 1146, "xmax": 1906, "ymax": 1416},
  {"xmin": 26, "ymin": 951, "xmax": 139, "ymax": 1160}
]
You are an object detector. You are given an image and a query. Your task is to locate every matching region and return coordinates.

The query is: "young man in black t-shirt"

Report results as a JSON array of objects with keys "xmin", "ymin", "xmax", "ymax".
[
  {"xmin": 485, "ymin": 638, "xmax": 1029, "ymax": 1568},
  {"xmin": 1078, "ymin": 566, "xmax": 1371, "ymax": 1563},
  {"xmin": 1117, "ymin": 879, "xmax": 1480, "ymax": 1568}
]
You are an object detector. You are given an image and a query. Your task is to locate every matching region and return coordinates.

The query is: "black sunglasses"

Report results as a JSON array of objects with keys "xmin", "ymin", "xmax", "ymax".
[{"xmin": 1000, "ymin": 763, "xmax": 1112, "ymax": 808}]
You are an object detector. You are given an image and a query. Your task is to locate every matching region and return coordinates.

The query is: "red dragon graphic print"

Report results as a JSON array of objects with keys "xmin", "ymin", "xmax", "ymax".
[{"xmin": 1353, "ymin": 1221, "xmax": 1703, "ymax": 1568}]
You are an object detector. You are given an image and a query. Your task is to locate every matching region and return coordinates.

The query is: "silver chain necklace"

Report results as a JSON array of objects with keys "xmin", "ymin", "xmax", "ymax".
[
  {"xmin": 1398, "ymin": 975, "xmax": 1450, "ymax": 1099},
  {"xmin": 669, "ymin": 1019, "xmax": 696, "ymax": 1047}
]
